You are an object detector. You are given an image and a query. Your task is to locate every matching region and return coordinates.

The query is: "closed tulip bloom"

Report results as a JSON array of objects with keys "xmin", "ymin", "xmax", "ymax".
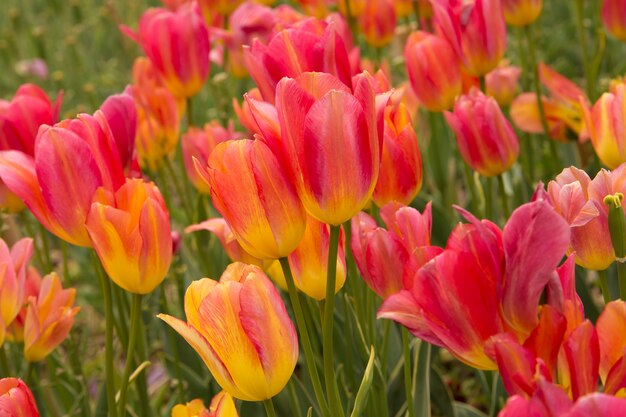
[
  {"xmin": 121, "ymin": 4, "xmax": 210, "ymax": 98},
  {"xmin": 182, "ymin": 121, "xmax": 240, "ymax": 194},
  {"xmin": 159, "ymin": 263, "xmax": 298, "ymax": 401},
  {"xmin": 445, "ymin": 89, "xmax": 519, "ymax": 177},
  {"xmin": 582, "ymin": 84, "xmax": 626, "ymax": 169},
  {"xmin": 0, "ymin": 378, "xmax": 40, "ymax": 417},
  {"xmin": 24, "ymin": 273, "xmax": 80, "ymax": 362},
  {"xmin": 276, "ymin": 72, "xmax": 384, "ymax": 225},
  {"xmin": 502, "ymin": 0, "xmax": 542, "ymax": 27},
  {"xmin": 0, "ymin": 107, "xmax": 129, "ymax": 247},
  {"xmin": 172, "ymin": 391, "xmax": 238, "ymax": 417},
  {"xmin": 602, "ymin": 0, "xmax": 626, "ymax": 41},
  {"xmin": 6, "ymin": 266, "xmax": 42, "ymax": 344},
  {"xmin": 432, "ymin": 0, "xmax": 507, "ymax": 77},
  {"xmin": 0, "ymin": 238, "xmax": 33, "ymax": 346},
  {"xmin": 373, "ymin": 103, "xmax": 423, "ymax": 206},
  {"xmin": 486, "ymin": 64, "xmax": 522, "ymax": 107},
  {"xmin": 199, "ymin": 139, "xmax": 306, "ymax": 259},
  {"xmin": 359, "ymin": 0, "xmax": 397, "ymax": 48},
  {"xmin": 405, "ymin": 31, "xmax": 462, "ymax": 112},
  {"xmin": 86, "ymin": 179, "xmax": 172, "ymax": 294}
]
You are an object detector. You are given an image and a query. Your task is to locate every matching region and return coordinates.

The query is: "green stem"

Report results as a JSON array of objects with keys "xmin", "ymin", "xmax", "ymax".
[
  {"xmin": 479, "ymin": 75, "xmax": 486, "ymax": 93},
  {"xmin": 93, "ymin": 253, "xmax": 118, "ymax": 417},
  {"xmin": 322, "ymin": 225, "xmax": 344, "ymax": 417},
  {"xmin": 412, "ymin": 0, "xmax": 421, "ymax": 29},
  {"xmin": 489, "ymin": 373, "xmax": 501, "ymax": 417},
  {"xmin": 160, "ymin": 285, "xmax": 185, "ymax": 404},
  {"xmin": 462, "ymin": 163, "xmax": 478, "ymax": 213},
  {"xmin": 415, "ymin": 342, "xmax": 431, "ymax": 417},
  {"xmin": 118, "ymin": 294, "xmax": 143, "ymax": 416},
  {"xmin": 163, "ymin": 157, "xmax": 193, "ymax": 223},
  {"xmin": 598, "ymin": 269, "xmax": 611, "ymax": 304},
  {"xmin": 263, "ymin": 398, "xmax": 277, "ymax": 417},
  {"xmin": 344, "ymin": 0, "xmax": 357, "ymax": 43},
  {"xmin": 522, "ymin": 24, "xmax": 560, "ymax": 171},
  {"xmin": 187, "ymin": 97, "xmax": 194, "ymax": 127},
  {"xmin": 618, "ymin": 263, "xmax": 626, "ymax": 301},
  {"xmin": 278, "ymin": 257, "xmax": 329, "ymax": 417},
  {"xmin": 0, "ymin": 344, "xmax": 9, "ymax": 377},
  {"xmin": 485, "ymin": 177, "xmax": 494, "ymax": 220},
  {"xmin": 497, "ymin": 174, "xmax": 510, "ymax": 219},
  {"xmin": 402, "ymin": 328, "xmax": 416, "ymax": 417},
  {"xmin": 574, "ymin": 0, "xmax": 595, "ymax": 99},
  {"xmin": 37, "ymin": 223, "xmax": 52, "ymax": 271}
]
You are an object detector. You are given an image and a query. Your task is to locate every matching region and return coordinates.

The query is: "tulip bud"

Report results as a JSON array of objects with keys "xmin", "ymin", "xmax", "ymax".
[
  {"xmin": 502, "ymin": 0, "xmax": 542, "ymax": 27},
  {"xmin": 605, "ymin": 193, "xmax": 626, "ymax": 260},
  {"xmin": 0, "ymin": 238, "xmax": 33, "ymax": 346},
  {"xmin": 24, "ymin": 273, "xmax": 80, "ymax": 362},
  {"xmin": 404, "ymin": 31, "xmax": 462, "ymax": 112},
  {"xmin": 159, "ymin": 263, "xmax": 298, "ymax": 401},
  {"xmin": 373, "ymin": 103, "xmax": 423, "ymax": 206},
  {"xmin": 359, "ymin": 0, "xmax": 397, "ymax": 48},
  {"xmin": 0, "ymin": 378, "xmax": 40, "ymax": 416},
  {"xmin": 445, "ymin": 89, "xmax": 519, "ymax": 177},
  {"xmin": 86, "ymin": 179, "xmax": 172, "ymax": 294},
  {"xmin": 602, "ymin": 0, "xmax": 626, "ymax": 41},
  {"xmin": 582, "ymin": 85, "xmax": 626, "ymax": 169},
  {"xmin": 486, "ymin": 64, "xmax": 522, "ymax": 107},
  {"xmin": 199, "ymin": 139, "xmax": 306, "ymax": 259},
  {"xmin": 121, "ymin": 4, "xmax": 210, "ymax": 98}
]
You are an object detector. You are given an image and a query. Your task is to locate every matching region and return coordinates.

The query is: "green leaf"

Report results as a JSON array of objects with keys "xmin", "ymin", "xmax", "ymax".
[
  {"xmin": 454, "ymin": 403, "xmax": 489, "ymax": 417},
  {"xmin": 350, "ymin": 346, "xmax": 376, "ymax": 417},
  {"xmin": 429, "ymin": 367, "xmax": 457, "ymax": 417}
]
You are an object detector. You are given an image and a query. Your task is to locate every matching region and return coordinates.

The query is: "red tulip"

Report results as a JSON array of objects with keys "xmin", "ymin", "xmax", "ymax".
[
  {"xmin": 602, "ymin": 0, "xmax": 626, "ymax": 42},
  {"xmin": 0, "ymin": 378, "xmax": 40, "ymax": 416}
]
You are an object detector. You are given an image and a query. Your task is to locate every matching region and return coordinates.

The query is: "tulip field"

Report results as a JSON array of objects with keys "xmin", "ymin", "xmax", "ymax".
[{"xmin": 4, "ymin": 0, "xmax": 626, "ymax": 416}]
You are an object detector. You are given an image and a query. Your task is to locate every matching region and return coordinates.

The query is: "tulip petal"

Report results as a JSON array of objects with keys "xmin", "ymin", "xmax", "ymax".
[
  {"xmin": 597, "ymin": 300, "xmax": 626, "ymax": 383},
  {"xmin": 563, "ymin": 320, "xmax": 599, "ymax": 400}
]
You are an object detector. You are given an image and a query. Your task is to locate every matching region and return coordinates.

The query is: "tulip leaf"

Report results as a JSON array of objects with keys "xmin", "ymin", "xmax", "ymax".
[
  {"xmin": 429, "ymin": 367, "xmax": 457, "ymax": 417},
  {"xmin": 349, "ymin": 346, "xmax": 376, "ymax": 417},
  {"xmin": 454, "ymin": 403, "xmax": 489, "ymax": 417},
  {"xmin": 414, "ymin": 341, "xmax": 432, "ymax": 417}
]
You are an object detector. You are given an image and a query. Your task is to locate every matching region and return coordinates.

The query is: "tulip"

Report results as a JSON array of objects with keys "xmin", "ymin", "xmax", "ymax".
[
  {"xmin": 159, "ymin": 263, "xmax": 298, "ymax": 401},
  {"xmin": 297, "ymin": 0, "xmax": 331, "ymax": 18},
  {"xmin": 172, "ymin": 391, "xmax": 238, "ymax": 417},
  {"xmin": 0, "ymin": 106, "xmax": 129, "ymax": 247},
  {"xmin": 373, "ymin": 103, "xmax": 423, "ymax": 206},
  {"xmin": 276, "ymin": 72, "xmax": 385, "ymax": 225},
  {"xmin": 486, "ymin": 64, "xmax": 522, "ymax": 107},
  {"xmin": 404, "ymin": 31, "xmax": 462, "ymax": 112},
  {"xmin": 86, "ymin": 179, "xmax": 172, "ymax": 294},
  {"xmin": 182, "ymin": 121, "xmax": 240, "ymax": 194},
  {"xmin": 0, "ymin": 238, "xmax": 33, "ymax": 346},
  {"xmin": 0, "ymin": 378, "xmax": 40, "ymax": 416},
  {"xmin": 243, "ymin": 22, "xmax": 354, "ymax": 102},
  {"xmin": 445, "ymin": 89, "xmax": 519, "ymax": 177},
  {"xmin": 582, "ymin": 84, "xmax": 626, "ymax": 169},
  {"xmin": 198, "ymin": 139, "xmax": 306, "ymax": 259},
  {"xmin": 431, "ymin": 0, "xmax": 507, "ymax": 77},
  {"xmin": 502, "ymin": 0, "xmax": 542, "ymax": 27},
  {"xmin": 358, "ymin": 0, "xmax": 397, "ymax": 48},
  {"xmin": 24, "ymin": 273, "xmax": 80, "ymax": 362},
  {"xmin": 99, "ymin": 92, "xmax": 138, "ymax": 172},
  {"xmin": 121, "ymin": 3, "xmax": 210, "ymax": 98},
  {"xmin": 602, "ymin": 0, "xmax": 626, "ymax": 41},
  {"xmin": 379, "ymin": 200, "xmax": 570, "ymax": 369},
  {"xmin": 6, "ymin": 266, "xmax": 42, "ymax": 344}
]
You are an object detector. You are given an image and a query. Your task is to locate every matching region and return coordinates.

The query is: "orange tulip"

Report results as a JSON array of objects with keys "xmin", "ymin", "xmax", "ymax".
[
  {"xmin": 172, "ymin": 391, "xmax": 238, "ymax": 417},
  {"xmin": 24, "ymin": 273, "xmax": 80, "ymax": 362},
  {"xmin": 486, "ymin": 64, "xmax": 522, "ymax": 107},
  {"xmin": 502, "ymin": 0, "xmax": 542, "ymax": 27},
  {"xmin": 602, "ymin": 0, "xmax": 626, "ymax": 41},
  {"xmin": 86, "ymin": 179, "xmax": 172, "ymax": 294},
  {"xmin": 359, "ymin": 0, "xmax": 397, "ymax": 47},
  {"xmin": 0, "ymin": 378, "xmax": 40, "ymax": 416},
  {"xmin": 159, "ymin": 263, "xmax": 298, "ymax": 401},
  {"xmin": 0, "ymin": 238, "xmax": 33, "ymax": 346}
]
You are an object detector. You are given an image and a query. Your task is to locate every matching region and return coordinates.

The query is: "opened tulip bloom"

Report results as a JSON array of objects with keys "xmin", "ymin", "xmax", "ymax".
[
  {"xmin": 172, "ymin": 391, "xmax": 238, "ymax": 417},
  {"xmin": 24, "ymin": 272, "xmax": 80, "ymax": 362},
  {"xmin": 404, "ymin": 31, "xmax": 462, "ymax": 112},
  {"xmin": 121, "ymin": 3, "xmax": 210, "ymax": 98},
  {"xmin": 0, "ymin": 378, "xmax": 40, "ymax": 416},
  {"xmin": 198, "ymin": 139, "xmax": 306, "ymax": 259},
  {"xmin": 445, "ymin": 89, "xmax": 519, "ymax": 177},
  {"xmin": 86, "ymin": 178, "xmax": 172, "ymax": 294},
  {"xmin": 0, "ymin": 238, "xmax": 33, "ymax": 346},
  {"xmin": 159, "ymin": 263, "xmax": 298, "ymax": 401}
]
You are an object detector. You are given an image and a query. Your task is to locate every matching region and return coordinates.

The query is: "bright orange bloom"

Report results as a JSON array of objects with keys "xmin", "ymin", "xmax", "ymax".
[
  {"xmin": 602, "ymin": 0, "xmax": 626, "ymax": 41},
  {"xmin": 373, "ymin": 103, "xmax": 423, "ymax": 206},
  {"xmin": 6, "ymin": 266, "xmax": 41, "ymax": 344},
  {"xmin": 404, "ymin": 31, "xmax": 462, "ymax": 112},
  {"xmin": 0, "ymin": 378, "xmax": 40, "ymax": 416},
  {"xmin": 582, "ymin": 84, "xmax": 626, "ymax": 169},
  {"xmin": 87, "ymin": 179, "xmax": 172, "ymax": 294},
  {"xmin": 502, "ymin": 0, "xmax": 542, "ymax": 27},
  {"xmin": 276, "ymin": 72, "xmax": 385, "ymax": 225},
  {"xmin": 121, "ymin": 4, "xmax": 210, "ymax": 98},
  {"xmin": 171, "ymin": 391, "xmax": 238, "ymax": 417},
  {"xmin": 159, "ymin": 263, "xmax": 298, "ymax": 401},
  {"xmin": 359, "ymin": 0, "xmax": 397, "ymax": 47},
  {"xmin": 199, "ymin": 139, "xmax": 306, "ymax": 259},
  {"xmin": 445, "ymin": 89, "xmax": 519, "ymax": 177},
  {"xmin": 24, "ymin": 273, "xmax": 80, "ymax": 362},
  {"xmin": 182, "ymin": 121, "xmax": 241, "ymax": 194},
  {"xmin": 0, "ymin": 238, "xmax": 33, "ymax": 346}
]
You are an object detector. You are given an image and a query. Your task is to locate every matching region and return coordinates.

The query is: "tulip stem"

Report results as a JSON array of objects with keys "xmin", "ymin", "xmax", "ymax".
[
  {"xmin": 412, "ymin": 0, "xmax": 420, "ymax": 29},
  {"xmin": 263, "ymin": 398, "xmax": 277, "ymax": 417},
  {"xmin": 279, "ymin": 257, "xmax": 330, "ymax": 417},
  {"xmin": 118, "ymin": 293, "xmax": 143, "ymax": 416},
  {"xmin": 93, "ymin": 253, "xmax": 118, "ymax": 417},
  {"xmin": 187, "ymin": 97, "xmax": 194, "ymax": 127},
  {"xmin": 522, "ymin": 24, "xmax": 560, "ymax": 173},
  {"xmin": 573, "ymin": 0, "xmax": 595, "ymax": 99},
  {"xmin": 497, "ymin": 174, "xmax": 510, "ymax": 219},
  {"xmin": 323, "ymin": 225, "xmax": 345, "ymax": 417},
  {"xmin": 0, "ymin": 344, "xmax": 9, "ymax": 377},
  {"xmin": 618, "ymin": 263, "xmax": 626, "ymax": 301},
  {"xmin": 402, "ymin": 328, "xmax": 416, "ymax": 417},
  {"xmin": 598, "ymin": 269, "xmax": 611, "ymax": 304}
]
